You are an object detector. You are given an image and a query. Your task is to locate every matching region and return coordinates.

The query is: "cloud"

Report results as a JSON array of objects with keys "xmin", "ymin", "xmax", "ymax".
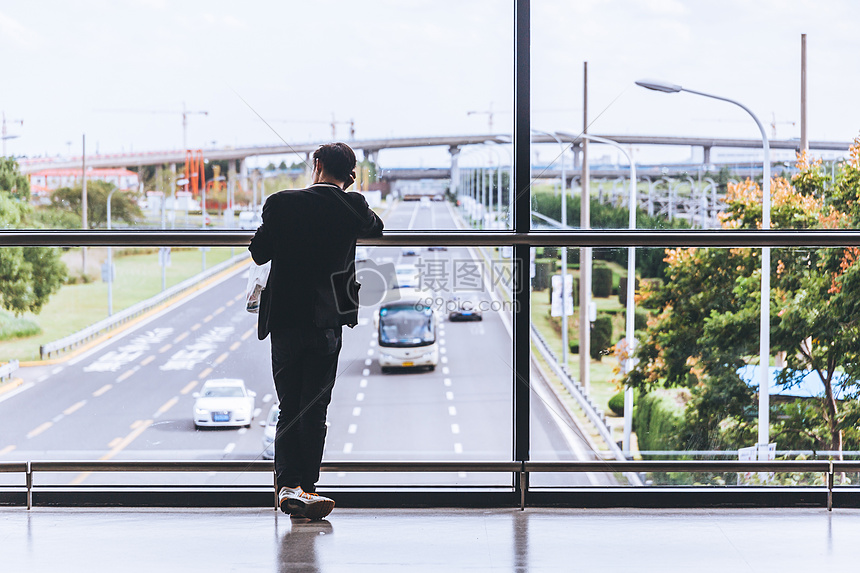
[{"xmin": 0, "ymin": 11, "xmax": 42, "ymax": 48}]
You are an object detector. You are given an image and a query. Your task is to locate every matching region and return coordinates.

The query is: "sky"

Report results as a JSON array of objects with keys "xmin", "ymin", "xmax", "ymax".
[{"xmin": 2, "ymin": 0, "xmax": 859, "ymax": 169}]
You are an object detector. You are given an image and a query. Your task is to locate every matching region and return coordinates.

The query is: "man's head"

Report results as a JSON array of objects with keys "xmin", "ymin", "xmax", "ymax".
[{"xmin": 312, "ymin": 142, "xmax": 357, "ymax": 187}]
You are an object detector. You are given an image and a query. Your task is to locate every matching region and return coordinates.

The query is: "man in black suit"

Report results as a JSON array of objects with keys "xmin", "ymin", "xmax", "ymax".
[{"xmin": 249, "ymin": 142, "xmax": 383, "ymax": 520}]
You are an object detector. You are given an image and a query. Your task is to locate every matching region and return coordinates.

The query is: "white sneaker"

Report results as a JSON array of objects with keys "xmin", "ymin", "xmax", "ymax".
[{"xmin": 278, "ymin": 486, "xmax": 335, "ymax": 520}]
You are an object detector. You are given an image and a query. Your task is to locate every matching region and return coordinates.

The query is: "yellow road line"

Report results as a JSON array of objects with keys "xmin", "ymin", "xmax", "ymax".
[
  {"xmin": 93, "ymin": 384, "xmax": 112, "ymax": 397},
  {"xmin": 27, "ymin": 422, "xmax": 52, "ymax": 439},
  {"xmin": 214, "ymin": 353, "xmax": 228, "ymax": 365},
  {"xmin": 107, "ymin": 437, "xmax": 121, "ymax": 448},
  {"xmin": 155, "ymin": 396, "xmax": 179, "ymax": 417},
  {"xmin": 117, "ymin": 369, "xmax": 135, "ymax": 382},
  {"xmin": 174, "ymin": 331, "xmax": 190, "ymax": 343},
  {"xmin": 214, "ymin": 307, "xmax": 224, "ymax": 315},
  {"xmin": 234, "ymin": 293, "xmax": 243, "ymax": 301},
  {"xmin": 0, "ymin": 445, "xmax": 16, "ymax": 455},
  {"xmin": 63, "ymin": 400, "xmax": 86, "ymax": 416},
  {"xmin": 191, "ymin": 323, "xmax": 201, "ymax": 331},
  {"xmin": 130, "ymin": 419, "xmax": 144, "ymax": 430},
  {"xmin": 140, "ymin": 355, "xmax": 155, "ymax": 366},
  {"xmin": 229, "ymin": 341, "xmax": 241, "ymax": 351},
  {"xmin": 241, "ymin": 328, "xmax": 254, "ymax": 341},
  {"xmin": 180, "ymin": 380, "xmax": 198, "ymax": 395},
  {"xmin": 71, "ymin": 419, "xmax": 154, "ymax": 484},
  {"xmin": 158, "ymin": 344, "xmax": 172, "ymax": 353},
  {"xmin": 226, "ymin": 299, "xmax": 234, "ymax": 307},
  {"xmin": 203, "ymin": 315, "xmax": 213, "ymax": 323},
  {"xmin": 198, "ymin": 367, "xmax": 213, "ymax": 379}
]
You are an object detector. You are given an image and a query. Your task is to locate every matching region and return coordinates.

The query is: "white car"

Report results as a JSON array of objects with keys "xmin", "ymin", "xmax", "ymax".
[
  {"xmin": 261, "ymin": 403, "xmax": 279, "ymax": 459},
  {"xmin": 394, "ymin": 264, "xmax": 420, "ymax": 289},
  {"xmin": 193, "ymin": 379, "xmax": 256, "ymax": 428}
]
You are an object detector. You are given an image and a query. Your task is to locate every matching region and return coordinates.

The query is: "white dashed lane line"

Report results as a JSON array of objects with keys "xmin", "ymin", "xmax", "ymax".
[
  {"xmin": 364, "ymin": 359, "xmax": 372, "ymax": 366},
  {"xmin": 352, "ymin": 407, "xmax": 361, "ymax": 416},
  {"xmin": 343, "ymin": 443, "xmax": 353, "ymax": 454},
  {"xmin": 360, "ymin": 379, "xmax": 368, "ymax": 388},
  {"xmin": 348, "ymin": 424, "xmax": 357, "ymax": 434},
  {"xmin": 448, "ymin": 406, "xmax": 457, "ymax": 416}
]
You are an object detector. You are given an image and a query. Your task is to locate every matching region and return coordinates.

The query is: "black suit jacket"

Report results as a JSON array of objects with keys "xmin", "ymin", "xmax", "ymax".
[{"xmin": 248, "ymin": 184, "xmax": 384, "ymax": 340}]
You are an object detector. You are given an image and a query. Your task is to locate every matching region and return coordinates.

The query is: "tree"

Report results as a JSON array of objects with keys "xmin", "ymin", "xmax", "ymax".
[
  {"xmin": 0, "ymin": 192, "xmax": 66, "ymax": 315},
  {"xmin": 50, "ymin": 180, "xmax": 143, "ymax": 228},
  {"xmin": 0, "ymin": 157, "xmax": 30, "ymax": 200},
  {"xmin": 627, "ymin": 139, "xmax": 860, "ymax": 455}
]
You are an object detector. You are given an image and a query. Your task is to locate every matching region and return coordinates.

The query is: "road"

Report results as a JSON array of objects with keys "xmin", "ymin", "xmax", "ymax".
[{"xmin": 0, "ymin": 199, "xmax": 618, "ymax": 488}]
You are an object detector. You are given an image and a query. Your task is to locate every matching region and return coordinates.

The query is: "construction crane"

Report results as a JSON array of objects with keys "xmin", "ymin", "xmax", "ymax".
[
  {"xmin": 96, "ymin": 102, "xmax": 208, "ymax": 150},
  {"xmin": 268, "ymin": 114, "xmax": 355, "ymax": 140},
  {"xmin": 1, "ymin": 111, "xmax": 23, "ymax": 157}
]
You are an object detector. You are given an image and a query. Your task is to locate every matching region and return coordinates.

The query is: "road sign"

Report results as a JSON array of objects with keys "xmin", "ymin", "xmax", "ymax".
[
  {"xmin": 159, "ymin": 247, "xmax": 172, "ymax": 267},
  {"xmin": 101, "ymin": 262, "xmax": 115, "ymax": 282},
  {"xmin": 550, "ymin": 274, "xmax": 574, "ymax": 317}
]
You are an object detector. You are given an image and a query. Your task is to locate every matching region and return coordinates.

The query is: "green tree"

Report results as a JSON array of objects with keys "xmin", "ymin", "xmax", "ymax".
[
  {"xmin": 0, "ymin": 157, "xmax": 30, "ymax": 200},
  {"xmin": 50, "ymin": 180, "xmax": 143, "ymax": 228},
  {"xmin": 0, "ymin": 192, "xmax": 66, "ymax": 314},
  {"xmin": 627, "ymin": 142, "xmax": 860, "ymax": 454}
]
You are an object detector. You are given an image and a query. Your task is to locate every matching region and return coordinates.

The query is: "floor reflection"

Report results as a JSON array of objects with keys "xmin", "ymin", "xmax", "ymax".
[{"xmin": 278, "ymin": 517, "xmax": 334, "ymax": 572}]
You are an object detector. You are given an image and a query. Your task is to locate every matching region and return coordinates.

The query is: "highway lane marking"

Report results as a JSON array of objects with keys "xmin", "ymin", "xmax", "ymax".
[
  {"xmin": 444, "ymin": 378, "xmax": 452, "ymax": 387},
  {"xmin": 107, "ymin": 437, "xmax": 121, "ymax": 448},
  {"xmin": 130, "ymin": 420, "xmax": 144, "ymax": 429},
  {"xmin": 0, "ymin": 381, "xmax": 34, "ymax": 404},
  {"xmin": 224, "ymin": 443, "xmax": 236, "ymax": 454},
  {"xmin": 366, "ymin": 349, "xmax": 374, "ymax": 356},
  {"xmin": 158, "ymin": 344, "xmax": 172, "ymax": 353},
  {"xmin": 27, "ymin": 422, "xmax": 52, "ymax": 439},
  {"xmin": 238, "ymin": 427, "xmax": 248, "ymax": 435},
  {"xmin": 71, "ymin": 419, "xmax": 154, "ymax": 485},
  {"xmin": 116, "ymin": 369, "xmax": 135, "ymax": 382},
  {"xmin": 191, "ymin": 323, "xmax": 202, "ymax": 331},
  {"xmin": 198, "ymin": 367, "xmax": 213, "ymax": 379},
  {"xmin": 180, "ymin": 381, "xmax": 198, "ymax": 395},
  {"xmin": 214, "ymin": 352, "xmax": 228, "ymax": 365},
  {"xmin": 448, "ymin": 406, "xmax": 457, "ymax": 416},
  {"xmin": 446, "ymin": 392, "xmax": 454, "ymax": 401},
  {"xmin": 203, "ymin": 315, "xmax": 213, "ymax": 323},
  {"xmin": 140, "ymin": 355, "xmax": 155, "ymax": 366},
  {"xmin": 93, "ymin": 384, "xmax": 113, "ymax": 397},
  {"xmin": 241, "ymin": 329, "xmax": 254, "ymax": 341},
  {"xmin": 0, "ymin": 445, "xmax": 15, "ymax": 455},
  {"xmin": 51, "ymin": 367, "xmax": 63, "ymax": 374},
  {"xmin": 154, "ymin": 396, "xmax": 179, "ymax": 418},
  {"xmin": 360, "ymin": 379, "xmax": 368, "ymax": 388},
  {"xmin": 369, "ymin": 340, "xmax": 376, "ymax": 347},
  {"xmin": 364, "ymin": 359, "xmax": 372, "ymax": 366},
  {"xmin": 214, "ymin": 307, "xmax": 225, "ymax": 316},
  {"xmin": 356, "ymin": 393, "xmax": 365, "ymax": 401},
  {"xmin": 439, "ymin": 339, "xmax": 446, "ymax": 345},
  {"xmin": 252, "ymin": 407, "xmax": 261, "ymax": 418},
  {"xmin": 174, "ymin": 332, "xmax": 190, "ymax": 343},
  {"xmin": 352, "ymin": 407, "xmax": 361, "ymax": 416},
  {"xmin": 52, "ymin": 414, "xmax": 64, "ymax": 423},
  {"xmin": 440, "ymin": 347, "xmax": 447, "ymax": 354},
  {"xmin": 348, "ymin": 424, "xmax": 357, "ymax": 434},
  {"xmin": 454, "ymin": 443, "xmax": 463, "ymax": 454},
  {"xmin": 343, "ymin": 443, "xmax": 353, "ymax": 454},
  {"xmin": 362, "ymin": 369, "xmax": 370, "ymax": 376},
  {"xmin": 441, "ymin": 356, "xmax": 449, "ymax": 364},
  {"xmin": 226, "ymin": 299, "xmax": 235, "ymax": 307},
  {"xmin": 64, "ymin": 400, "xmax": 87, "ymax": 415},
  {"xmin": 229, "ymin": 341, "xmax": 241, "ymax": 351},
  {"xmin": 451, "ymin": 424, "xmax": 460, "ymax": 434},
  {"xmin": 442, "ymin": 367, "xmax": 450, "ymax": 375},
  {"xmin": 262, "ymin": 393, "xmax": 272, "ymax": 403},
  {"xmin": 234, "ymin": 293, "xmax": 243, "ymax": 301}
]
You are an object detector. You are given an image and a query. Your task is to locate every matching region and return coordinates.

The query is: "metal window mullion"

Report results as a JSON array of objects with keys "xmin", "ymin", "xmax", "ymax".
[{"xmin": 513, "ymin": 0, "xmax": 531, "ymax": 494}]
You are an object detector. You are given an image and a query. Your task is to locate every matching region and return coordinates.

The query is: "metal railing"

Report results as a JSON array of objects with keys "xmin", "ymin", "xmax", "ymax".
[
  {"xmin": 0, "ymin": 359, "xmax": 19, "ymax": 381},
  {"xmin": 2, "ymin": 459, "xmax": 859, "ymax": 510},
  {"xmin": 39, "ymin": 253, "xmax": 247, "ymax": 359}
]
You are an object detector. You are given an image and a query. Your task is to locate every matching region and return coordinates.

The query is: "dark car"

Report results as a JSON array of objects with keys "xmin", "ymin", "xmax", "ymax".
[{"xmin": 447, "ymin": 293, "xmax": 483, "ymax": 321}]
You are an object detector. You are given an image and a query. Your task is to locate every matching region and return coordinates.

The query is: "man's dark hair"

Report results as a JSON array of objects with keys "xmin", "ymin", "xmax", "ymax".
[{"xmin": 313, "ymin": 142, "xmax": 356, "ymax": 182}]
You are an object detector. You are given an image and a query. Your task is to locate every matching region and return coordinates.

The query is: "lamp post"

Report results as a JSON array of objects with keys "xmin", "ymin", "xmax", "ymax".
[
  {"xmin": 636, "ymin": 79, "xmax": 772, "ymax": 454},
  {"xmin": 532, "ymin": 129, "xmax": 571, "ymax": 366},
  {"xmin": 106, "ymin": 187, "xmax": 119, "ymax": 316}
]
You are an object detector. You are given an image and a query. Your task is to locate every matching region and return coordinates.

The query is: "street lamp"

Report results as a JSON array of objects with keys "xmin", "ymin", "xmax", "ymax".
[
  {"xmin": 532, "ymin": 129, "xmax": 571, "ymax": 367},
  {"xmin": 636, "ymin": 79, "xmax": 772, "ymax": 455},
  {"xmin": 106, "ymin": 187, "xmax": 119, "ymax": 316}
]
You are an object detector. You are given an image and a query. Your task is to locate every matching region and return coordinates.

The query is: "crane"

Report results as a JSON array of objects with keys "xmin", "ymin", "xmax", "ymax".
[
  {"xmin": 96, "ymin": 102, "xmax": 208, "ymax": 150},
  {"xmin": 1, "ymin": 111, "xmax": 23, "ymax": 157}
]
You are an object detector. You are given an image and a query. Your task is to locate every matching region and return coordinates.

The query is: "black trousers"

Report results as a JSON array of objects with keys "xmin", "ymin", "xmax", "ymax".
[{"xmin": 270, "ymin": 326, "xmax": 342, "ymax": 492}]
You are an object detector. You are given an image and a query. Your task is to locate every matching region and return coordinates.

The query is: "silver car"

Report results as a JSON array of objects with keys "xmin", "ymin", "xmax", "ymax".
[{"xmin": 261, "ymin": 403, "xmax": 279, "ymax": 459}]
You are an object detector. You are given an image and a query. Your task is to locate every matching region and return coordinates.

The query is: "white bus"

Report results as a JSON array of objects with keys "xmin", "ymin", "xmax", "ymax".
[{"xmin": 376, "ymin": 291, "xmax": 438, "ymax": 373}]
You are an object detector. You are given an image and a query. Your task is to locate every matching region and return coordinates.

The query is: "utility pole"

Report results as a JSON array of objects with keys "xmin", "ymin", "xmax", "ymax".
[
  {"xmin": 579, "ymin": 62, "xmax": 591, "ymax": 394},
  {"xmin": 467, "ymin": 102, "xmax": 495, "ymax": 132},
  {"xmin": 800, "ymin": 33, "xmax": 808, "ymax": 153},
  {"xmin": 1, "ymin": 112, "xmax": 23, "ymax": 157}
]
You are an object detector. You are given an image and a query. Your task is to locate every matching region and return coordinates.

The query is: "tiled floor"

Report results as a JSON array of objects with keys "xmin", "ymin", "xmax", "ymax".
[{"xmin": 2, "ymin": 506, "xmax": 858, "ymax": 572}]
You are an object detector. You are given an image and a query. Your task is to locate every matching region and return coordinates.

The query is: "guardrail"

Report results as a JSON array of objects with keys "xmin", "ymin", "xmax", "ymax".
[
  {"xmin": 39, "ymin": 253, "xmax": 248, "ymax": 359},
  {"xmin": 0, "ymin": 359, "xmax": 19, "ymax": 381},
  {"xmin": 2, "ymin": 459, "xmax": 858, "ymax": 510}
]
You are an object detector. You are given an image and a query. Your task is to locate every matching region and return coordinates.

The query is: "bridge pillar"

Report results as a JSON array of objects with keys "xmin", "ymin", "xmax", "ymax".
[
  {"xmin": 449, "ymin": 145, "xmax": 460, "ymax": 197},
  {"xmin": 239, "ymin": 157, "xmax": 248, "ymax": 195},
  {"xmin": 703, "ymin": 145, "xmax": 711, "ymax": 167},
  {"xmin": 571, "ymin": 143, "xmax": 581, "ymax": 170},
  {"xmin": 363, "ymin": 149, "xmax": 379, "ymax": 166}
]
